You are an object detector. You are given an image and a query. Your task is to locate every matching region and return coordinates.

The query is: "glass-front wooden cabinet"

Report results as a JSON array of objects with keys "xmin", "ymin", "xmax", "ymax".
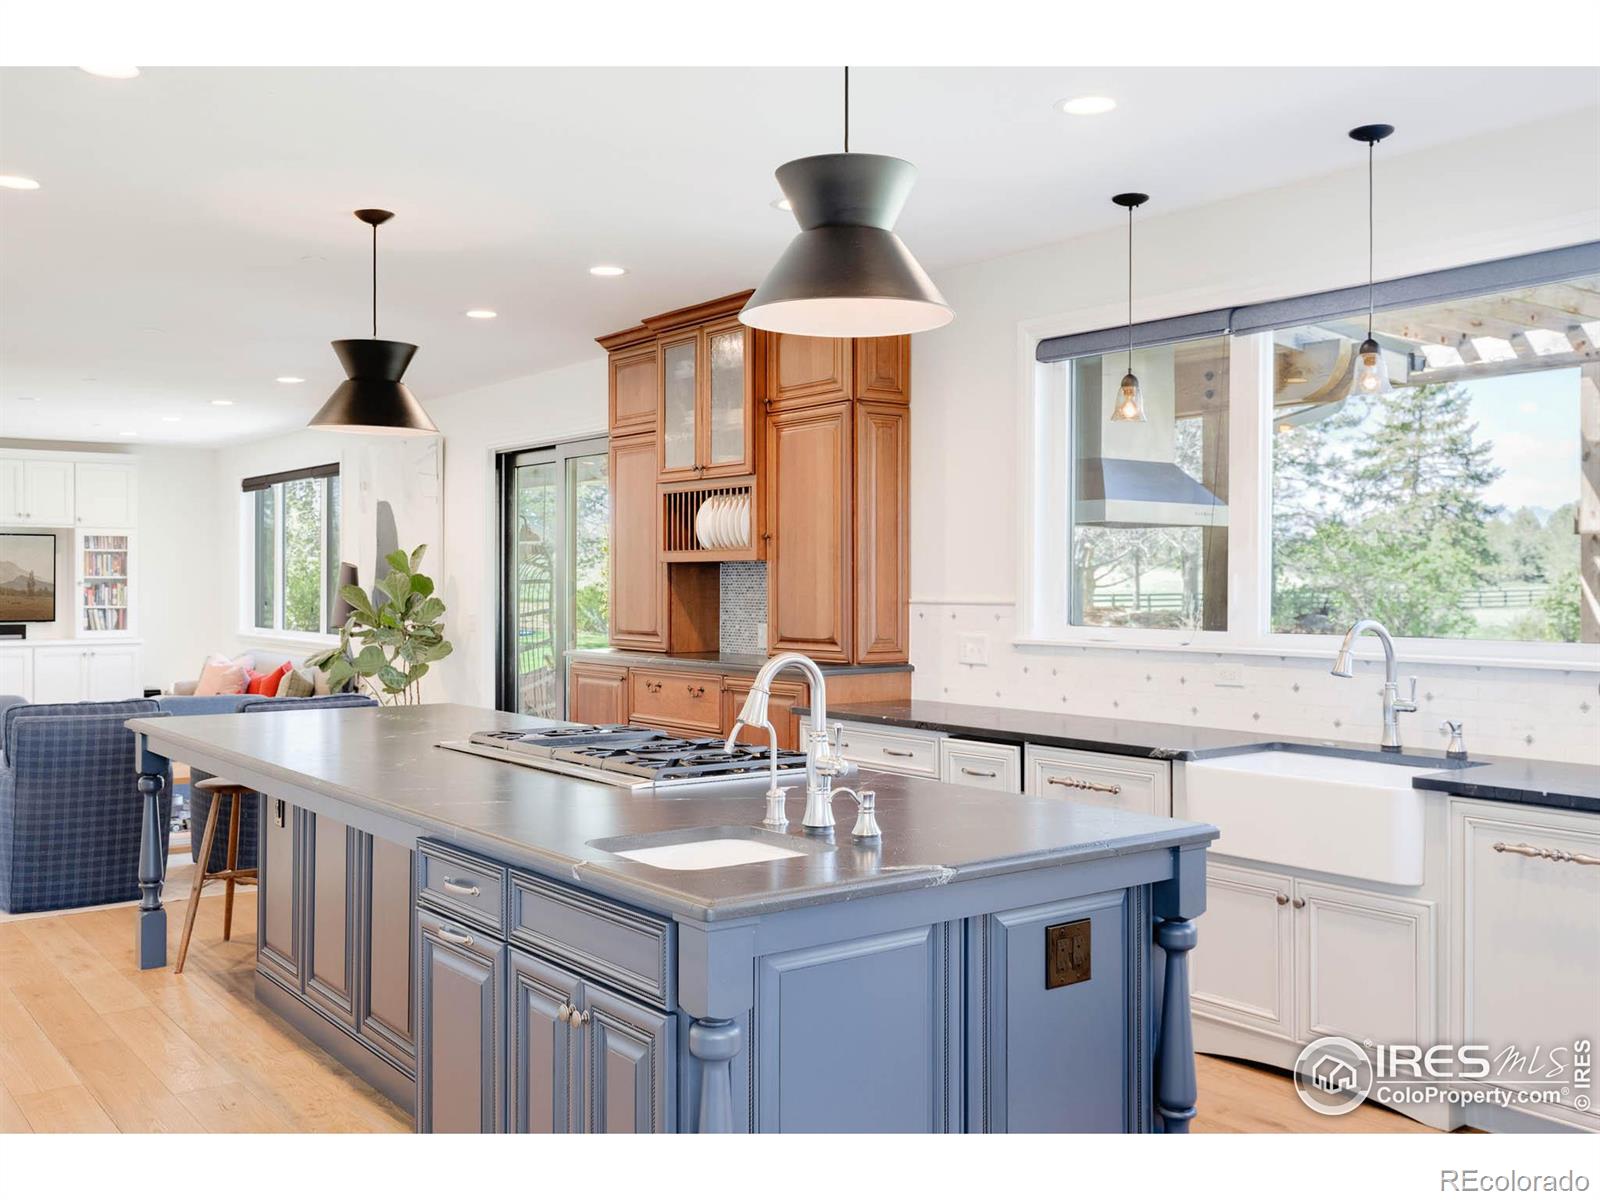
[{"xmin": 656, "ymin": 317, "xmax": 755, "ymax": 481}]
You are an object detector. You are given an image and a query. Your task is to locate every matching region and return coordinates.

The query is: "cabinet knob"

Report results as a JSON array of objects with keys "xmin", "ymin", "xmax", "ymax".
[
  {"xmin": 555, "ymin": 1003, "xmax": 572, "ymax": 1024},
  {"xmin": 1292, "ymin": 897, "xmax": 1306, "ymax": 909},
  {"xmin": 567, "ymin": 1007, "xmax": 589, "ymax": 1029},
  {"xmin": 1275, "ymin": 893, "xmax": 1289, "ymax": 905}
]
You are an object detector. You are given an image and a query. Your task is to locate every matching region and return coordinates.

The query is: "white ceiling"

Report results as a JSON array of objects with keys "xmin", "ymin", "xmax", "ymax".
[{"xmin": 1, "ymin": 65, "xmax": 1595, "ymax": 446}]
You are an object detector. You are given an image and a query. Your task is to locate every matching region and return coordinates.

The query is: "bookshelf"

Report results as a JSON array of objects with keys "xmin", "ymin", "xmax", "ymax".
[{"xmin": 75, "ymin": 529, "xmax": 133, "ymax": 637}]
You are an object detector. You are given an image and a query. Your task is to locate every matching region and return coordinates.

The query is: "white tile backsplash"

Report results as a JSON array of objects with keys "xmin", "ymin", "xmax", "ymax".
[{"xmin": 911, "ymin": 602, "xmax": 1600, "ymax": 765}]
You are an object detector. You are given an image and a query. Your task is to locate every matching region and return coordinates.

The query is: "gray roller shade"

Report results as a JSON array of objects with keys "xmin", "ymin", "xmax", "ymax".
[{"xmin": 1035, "ymin": 309, "xmax": 1232, "ymax": 363}]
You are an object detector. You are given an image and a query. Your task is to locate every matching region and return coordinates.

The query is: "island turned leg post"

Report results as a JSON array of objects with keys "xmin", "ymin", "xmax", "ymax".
[
  {"xmin": 688, "ymin": 1018, "xmax": 741, "ymax": 1133},
  {"xmin": 1154, "ymin": 917, "xmax": 1198, "ymax": 1133},
  {"xmin": 135, "ymin": 771, "xmax": 168, "ymax": 970}
]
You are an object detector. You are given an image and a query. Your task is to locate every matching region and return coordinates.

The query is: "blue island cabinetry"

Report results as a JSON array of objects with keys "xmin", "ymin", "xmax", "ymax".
[{"xmin": 414, "ymin": 836, "xmax": 1201, "ymax": 1135}]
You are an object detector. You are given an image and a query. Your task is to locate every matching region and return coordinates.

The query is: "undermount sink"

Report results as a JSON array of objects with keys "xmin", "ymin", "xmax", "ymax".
[
  {"xmin": 588, "ymin": 825, "xmax": 830, "ymax": 872},
  {"xmin": 1181, "ymin": 747, "xmax": 1476, "ymax": 885}
]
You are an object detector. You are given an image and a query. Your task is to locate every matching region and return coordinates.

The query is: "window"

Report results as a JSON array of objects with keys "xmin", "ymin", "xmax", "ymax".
[
  {"xmin": 243, "ymin": 464, "xmax": 342, "ymax": 637},
  {"xmin": 497, "ymin": 437, "xmax": 610, "ymax": 718},
  {"xmin": 1027, "ymin": 242, "xmax": 1600, "ymax": 659}
]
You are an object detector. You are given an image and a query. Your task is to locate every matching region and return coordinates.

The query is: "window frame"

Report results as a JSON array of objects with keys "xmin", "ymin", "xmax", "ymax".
[
  {"xmin": 239, "ymin": 465, "xmax": 342, "ymax": 647},
  {"xmin": 1019, "ymin": 248, "xmax": 1600, "ymax": 671}
]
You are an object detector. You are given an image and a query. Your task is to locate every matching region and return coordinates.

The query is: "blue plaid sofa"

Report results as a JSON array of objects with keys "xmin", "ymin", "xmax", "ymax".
[
  {"xmin": 165, "ymin": 693, "xmax": 378, "ymax": 874},
  {"xmin": 0, "ymin": 697, "xmax": 173, "ymax": 915}
]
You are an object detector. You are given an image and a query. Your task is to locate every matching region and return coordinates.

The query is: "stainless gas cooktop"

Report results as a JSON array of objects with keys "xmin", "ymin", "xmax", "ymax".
[{"xmin": 438, "ymin": 724, "xmax": 809, "ymax": 790}]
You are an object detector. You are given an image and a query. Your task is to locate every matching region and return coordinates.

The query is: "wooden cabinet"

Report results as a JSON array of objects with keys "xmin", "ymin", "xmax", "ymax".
[
  {"xmin": 608, "ymin": 433, "xmax": 667, "ymax": 650},
  {"xmin": 418, "ymin": 911, "xmax": 506, "ymax": 1133},
  {"xmin": 657, "ymin": 318, "xmax": 757, "ymax": 481},
  {"xmin": 510, "ymin": 950, "xmax": 581, "ymax": 1133},
  {"xmin": 608, "ymin": 341, "xmax": 658, "ymax": 436},
  {"xmin": 766, "ymin": 402, "xmax": 853, "ymax": 661},
  {"xmin": 1452, "ymin": 800, "xmax": 1600, "ymax": 1131},
  {"xmin": 357, "ymin": 834, "xmax": 416, "ymax": 1074},
  {"xmin": 1024, "ymin": 745, "xmax": 1171, "ymax": 816},
  {"xmin": 722, "ymin": 675, "xmax": 808, "ymax": 750},
  {"xmin": 629, "ymin": 668, "xmax": 720, "ymax": 732},
  {"xmin": 568, "ymin": 661, "xmax": 629, "ymax": 725},
  {"xmin": 303, "ymin": 813, "xmax": 357, "ymax": 1027},
  {"xmin": 766, "ymin": 333, "xmax": 910, "ymax": 410},
  {"xmin": 853, "ymin": 402, "xmax": 910, "ymax": 662},
  {"xmin": 854, "ymin": 335, "xmax": 911, "ymax": 403}
]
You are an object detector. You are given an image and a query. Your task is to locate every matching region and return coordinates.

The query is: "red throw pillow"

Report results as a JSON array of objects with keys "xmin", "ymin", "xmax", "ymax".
[{"xmin": 247, "ymin": 661, "xmax": 293, "ymax": 696}]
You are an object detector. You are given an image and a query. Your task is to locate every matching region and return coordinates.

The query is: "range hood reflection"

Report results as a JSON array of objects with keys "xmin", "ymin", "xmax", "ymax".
[{"xmin": 1075, "ymin": 458, "xmax": 1228, "ymax": 528}]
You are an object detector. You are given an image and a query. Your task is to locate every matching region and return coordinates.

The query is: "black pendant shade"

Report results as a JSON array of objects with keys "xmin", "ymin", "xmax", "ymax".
[{"xmin": 308, "ymin": 208, "xmax": 438, "ymax": 435}]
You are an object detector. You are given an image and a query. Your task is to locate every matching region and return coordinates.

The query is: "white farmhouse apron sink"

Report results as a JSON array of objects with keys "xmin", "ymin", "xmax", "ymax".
[{"xmin": 1183, "ymin": 749, "xmax": 1441, "ymax": 885}]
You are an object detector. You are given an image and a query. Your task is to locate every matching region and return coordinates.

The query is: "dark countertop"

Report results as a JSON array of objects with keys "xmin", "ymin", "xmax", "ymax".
[
  {"xmin": 128, "ymin": 704, "xmax": 1215, "ymax": 923},
  {"xmin": 796, "ymin": 699, "xmax": 1600, "ymax": 815},
  {"xmin": 567, "ymin": 647, "xmax": 910, "ymax": 678}
]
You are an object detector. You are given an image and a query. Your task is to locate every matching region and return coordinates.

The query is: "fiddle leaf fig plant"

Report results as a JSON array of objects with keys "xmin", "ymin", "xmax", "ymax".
[{"xmin": 307, "ymin": 544, "xmax": 452, "ymax": 705}]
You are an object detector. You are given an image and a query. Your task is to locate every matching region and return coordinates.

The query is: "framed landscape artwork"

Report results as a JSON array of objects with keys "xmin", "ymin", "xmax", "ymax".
[{"xmin": 0, "ymin": 532, "xmax": 57, "ymax": 622}]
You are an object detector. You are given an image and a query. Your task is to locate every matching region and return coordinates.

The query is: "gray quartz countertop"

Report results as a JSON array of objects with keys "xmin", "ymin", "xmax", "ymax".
[
  {"xmin": 128, "ymin": 703, "xmax": 1215, "ymax": 923},
  {"xmin": 797, "ymin": 699, "xmax": 1600, "ymax": 814},
  {"xmin": 567, "ymin": 647, "xmax": 910, "ymax": 677}
]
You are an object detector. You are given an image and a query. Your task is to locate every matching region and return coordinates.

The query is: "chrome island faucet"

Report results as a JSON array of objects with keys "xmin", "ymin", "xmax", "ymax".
[
  {"xmin": 1330, "ymin": 618, "xmax": 1418, "ymax": 752},
  {"xmin": 725, "ymin": 651, "xmax": 862, "ymax": 834}
]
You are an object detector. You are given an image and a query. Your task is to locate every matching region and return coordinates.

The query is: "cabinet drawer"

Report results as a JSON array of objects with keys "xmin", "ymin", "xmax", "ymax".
[
  {"xmin": 939, "ymin": 739, "xmax": 1021, "ymax": 792},
  {"xmin": 629, "ymin": 669, "xmax": 720, "ymax": 732},
  {"xmin": 804, "ymin": 718, "xmax": 941, "ymax": 779},
  {"xmin": 418, "ymin": 841, "xmax": 508, "ymax": 937},
  {"xmin": 510, "ymin": 870, "xmax": 675, "ymax": 1010},
  {"xmin": 1024, "ymin": 745, "xmax": 1170, "ymax": 815}
]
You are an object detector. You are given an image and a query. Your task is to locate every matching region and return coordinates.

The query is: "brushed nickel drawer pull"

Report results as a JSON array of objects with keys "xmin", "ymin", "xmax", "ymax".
[
  {"xmin": 1493, "ymin": 841, "xmax": 1600, "ymax": 867},
  {"xmin": 441, "ymin": 876, "xmax": 481, "ymax": 897},
  {"xmin": 960, "ymin": 767, "xmax": 998, "ymax": 779},
  {"xmin": 437, "ymin": 927, "xmax": 475, "ymax": 947},
  {"xmin": 883, "ymin": 748, "xmax": 915, "ymax": 758},
  {"xmin": 1046, "ymin": 775, "xmax": 1122, "ymax": 796}
]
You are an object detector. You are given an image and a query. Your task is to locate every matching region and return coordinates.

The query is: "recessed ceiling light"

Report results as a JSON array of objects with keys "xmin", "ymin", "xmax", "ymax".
[
  {"xmin": 161, "ymin": 415, "xmax": 180, "ymax": 423},
  {"xmin": 211, "ymin": 399, "xmax": 235, "ymax": 406},
  {"xmin": 465, "ymin": 309, "xmax": 498, "ymax": 319},
  {"xmin": 118, "ymin": 430, "xmax": 136, "ymax": 437},
  {"xmin": 275, "ymin": 376, "xmax": 305, "ymax": 384},
  {"xmin": 1059, "ymin": 96, "xmax": 1117, "ymax": 116},
  {"xmin": 0, "ymin": 175, "xmax": 41, "ymax": 191},
  {"xmin": 79, "ymin": 66, "xmax": 140, "ymax": 79},
  {"xmin": 588, "ymin": 265, "xmax": 627, "ymax": 277},
  {"xmin": 770, "ymin": 196, "xmax": 793, "ymax": 212}
]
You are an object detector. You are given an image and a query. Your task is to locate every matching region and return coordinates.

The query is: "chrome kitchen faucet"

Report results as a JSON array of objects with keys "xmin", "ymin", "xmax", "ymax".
[{"xmin": 1330, "ymin": 618, "xmax": 1418, "ymax": 752}]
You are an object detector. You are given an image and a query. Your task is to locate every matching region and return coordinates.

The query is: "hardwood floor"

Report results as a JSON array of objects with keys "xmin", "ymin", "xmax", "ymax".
[
  {"xmin": 1, "ymin": 886, "xmax": 1439, "ymax": 1135},
  {"xmin": 0, "ymin": 887, "xmax": 407, "ymax": 1133}
]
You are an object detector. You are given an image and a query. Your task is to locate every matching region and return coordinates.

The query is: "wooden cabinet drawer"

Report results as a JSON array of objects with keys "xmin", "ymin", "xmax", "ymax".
[
  {"xmin": 723, "ymin": 675, "xmax": 808, "ymax": 751},
  {"xmin": 510, "ymin": 870, "xmax": 675, "ymax": 1010},
  {"xmin": 418, "ymin": 841, "xmax": 508, "ymax": 937},
  {"xmin": 1024, "ymin": 745, "xmax": 1170, "ymax": 816},
  {"xmin": 803, "ymin": 718, "xmax": 942, "ymax": 779},
  {"xmin": 629, "ymin": 669, "xmax": 720, "ymax": 732},
  {"xmin": 939, "ymin": 738, "xmax": 1021, "ymax": 792}
]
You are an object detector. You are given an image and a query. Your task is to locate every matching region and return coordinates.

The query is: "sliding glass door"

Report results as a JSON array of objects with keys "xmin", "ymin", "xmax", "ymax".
[{"xmin": 498, "ymin": 437, "xmax": 610, "ymax": 717}]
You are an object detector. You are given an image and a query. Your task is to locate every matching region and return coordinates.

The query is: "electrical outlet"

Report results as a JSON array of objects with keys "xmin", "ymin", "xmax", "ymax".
[
  {"xmin": 958, "ymin": 633, "xmax": 990, "ymax": 666},
  {"xmin": 1213, "ymin": 663, "xmax": 1245, "ymax": 688}
]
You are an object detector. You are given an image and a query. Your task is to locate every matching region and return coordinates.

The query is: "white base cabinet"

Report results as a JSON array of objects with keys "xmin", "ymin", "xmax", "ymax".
[
  {"xmin": 1024, "ymin": 745, "xmax": 1170, "ymax": 816},
  {"xmin": 1192, "ymin": 863, "xmax": 1296, "ymax": 1039},
  {"xmin": 939, "ymin": 738, "xmax": 1020, "ymax": 792},
  {"xmin": 1452, "ymin": 799, "xmax": 1600, "ymax": 1133},
  {"xmin": 0, "ymin": 646, "xmax": 32, "ymax": 698},
  {"xmin": 17, "ymin": 643, "xmax": 142, "ymax": 703}
]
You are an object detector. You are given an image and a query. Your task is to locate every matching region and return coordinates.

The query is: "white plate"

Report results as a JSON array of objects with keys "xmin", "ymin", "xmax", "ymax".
[
  {"xmin": 716, "ymin": 496, "xmax": 734, "ymax": 548},
  {"xmin": 695, "ymin": 499, "xmax": 713, "ymax": 549}
]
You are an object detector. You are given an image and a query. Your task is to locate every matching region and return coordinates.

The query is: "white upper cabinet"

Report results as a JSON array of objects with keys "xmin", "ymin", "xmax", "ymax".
[
  {"xmin": 74, "ymin": 462, "xmax": 137, "ymax": 526},
  {"xmin": 2, "ymin": 457, "xmax": 75, "ymax": 524}
]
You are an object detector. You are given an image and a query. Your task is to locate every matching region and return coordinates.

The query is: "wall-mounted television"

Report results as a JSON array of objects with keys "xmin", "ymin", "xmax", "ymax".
[{"xmin": 0, "ymin": 533, "xmax": 57, "ymax": 622}]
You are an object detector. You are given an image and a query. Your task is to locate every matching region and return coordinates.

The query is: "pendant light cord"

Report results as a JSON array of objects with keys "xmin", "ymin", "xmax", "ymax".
[
  {"xmin": 1127, "ymin": 204, "xmax": 1134, "ymax": 374},
  {"xmin": 1366, "ymin": 140, "xmax": 1374, "ymax": 338},
  {"xmin": 371, "ymin": 221, "xmax": 378, "ymax": 339},
  {"xmin": 843, "ymin": 65, "xmax": 850, "ymax": 153}
]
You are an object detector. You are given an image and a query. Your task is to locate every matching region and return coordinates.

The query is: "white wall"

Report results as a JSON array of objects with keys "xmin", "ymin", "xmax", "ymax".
[
  {"xmin": 426, "ymin": 357, "xmax": 607, "ymax": 705},
  {"xmin": 905, "ymin": 106, "xmax": 1600, "ymax": 763}
]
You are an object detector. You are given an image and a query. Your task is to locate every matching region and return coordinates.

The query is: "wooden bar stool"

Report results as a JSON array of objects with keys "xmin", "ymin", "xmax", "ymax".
[{"xmin": 174, "ymin": 778, "xmax": 259, "ymax": 974}]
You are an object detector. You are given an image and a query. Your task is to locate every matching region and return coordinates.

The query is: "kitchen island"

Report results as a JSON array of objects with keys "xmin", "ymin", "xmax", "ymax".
[{"xmin": 127, "ymin": 702, "xmax": 1216, "ymax": 1134}]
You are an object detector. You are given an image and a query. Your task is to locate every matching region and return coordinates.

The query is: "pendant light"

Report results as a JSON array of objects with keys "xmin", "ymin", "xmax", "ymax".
[
  {"xmin": 741, "ymin": 67, "xmax": 952, "ymax": 338},
  {"xmin": 1110, "ymin": 192, "xmax": 1149, "ymax": 423},
  {"xmin": 308, "ymin": 208, "xmax": 438, "ymax": 435},
  {"xmin": 1349, "ymin": 124, "xmax": 1395, "ymax": 398}
]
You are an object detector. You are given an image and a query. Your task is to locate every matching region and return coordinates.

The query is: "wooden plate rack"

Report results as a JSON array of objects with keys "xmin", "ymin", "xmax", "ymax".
[{"xmin": 659, "ymin": 475, "xmax": 764, "ymax": 562}]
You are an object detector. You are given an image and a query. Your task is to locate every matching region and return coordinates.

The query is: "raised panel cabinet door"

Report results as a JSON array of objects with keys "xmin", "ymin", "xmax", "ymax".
[
  {"xmin": 22, "ymin": 459, "xmax": 75, "ymax": 524},
  {"xmin": 765, "ymin": 332, "xmax": 851, "ymax": 410},
  {"xmin": 257, "ymin": 797, "xmax": 302, "ymax": 992},
  {"xmin": 766, "ymin": 402, "xmax": 852, "ymax": 662},
  {"xmin": 567, "ymin": 663, "xmax": 629, "ymax": 724},
  {"xmin": 30, "ymin": 648, "xmax": 85, "ymax": 703},
  {"xmin": 1295, "ymin": 880, "xmax": 1434, "ymax": 1049},
  {"xmin": 509, "ymin": 950, "xmax": 580, "ymax": 1133},
  {"xmin": 657, "ymin": 333, "xmax": 700, "ymax": 479},
  {"xmin": 303, "ymin": 813, "xmax": 357, "ymax": 1026},
  {"xmin": 609, "ymin": 345, "xmax": 659, "ymax": 435},
  {"xmin": 1456, "ymin": 803, "xmax": 1600, "ymax": 1130},
  {"xmin": 0, "ymin": 648, "xmax": 31, "ymax": 699},
  {"xmin": 0, "ymin": 459, "xmax": 23, "ymax": 520},
  {"xmin": 1191, "ymin": 863, "xmax": 1295, "ymax": 1039},
  {"xmin": 83, "ymin": 646, "xmax": 139, "ymax": 700},
  {"xmin": 418, "ymin": 913, "xmax": 506, "ymax": 1133},
  {"xmin": 853, "ymin": 335, "xmax": 911, "ymax": 403},
  {"xmin": 358, "ymin": 834, "xmax": 416, "ymax": 1072},
  {"xmin": 853, "ymin": 401, "xmax": 910, "ymax": 663},
  {"xmin": 580, "ymin": 981, "xmax": 675, "ymax": 1134},
  {"xmin": 608, "ymin": 434, "xmax": 667, "ymax": 650},
  {"xmin": 73, "ymin": 462, "xmax": 137, "ymax": 526},
  {"xmin": 722, "ymin": 676, "xmax": 807, "ymax": 751}
]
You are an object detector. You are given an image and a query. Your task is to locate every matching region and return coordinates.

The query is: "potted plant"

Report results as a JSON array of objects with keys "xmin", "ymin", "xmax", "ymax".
[{"xmin": 307, "ymin": 545, "xmax": 452, "ymax": 705}]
